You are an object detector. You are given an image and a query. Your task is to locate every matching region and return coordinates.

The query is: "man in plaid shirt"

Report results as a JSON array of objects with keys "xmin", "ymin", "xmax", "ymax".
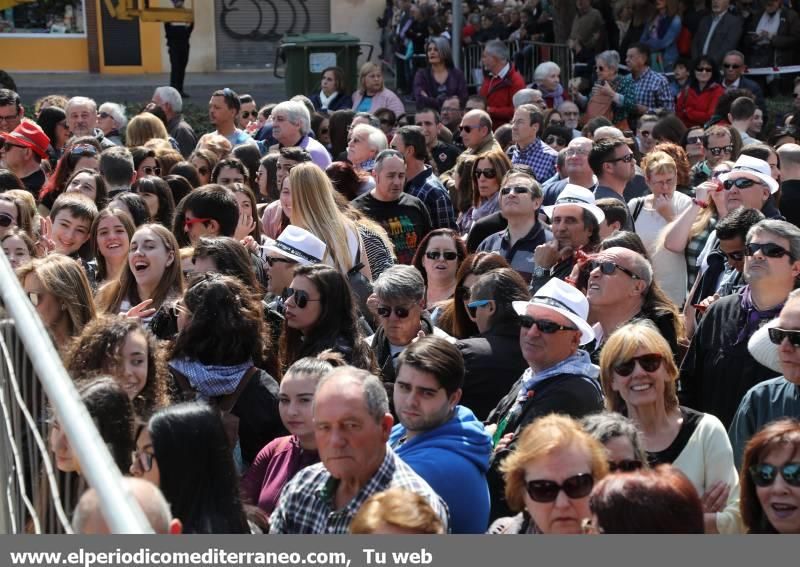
[
  {"xmin": 506, "ymin": 104, "xmax": 558, "ymax": 184},
  {"xmin": 625, "ymin": 43, "xmax": 675, "ymax": 116},
  {"xmin": 269, "ymin": 367, "xmax": 449, "ymax": 534},
  {"xmin": 392, "ymin": 126, "xmax": 457, "ymax": 230}
]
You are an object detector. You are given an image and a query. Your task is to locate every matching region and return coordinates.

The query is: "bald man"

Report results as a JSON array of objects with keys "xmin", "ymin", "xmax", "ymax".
[{"xmin": 459, "ymin": 109, "xmax": 501, "ymax": 155}]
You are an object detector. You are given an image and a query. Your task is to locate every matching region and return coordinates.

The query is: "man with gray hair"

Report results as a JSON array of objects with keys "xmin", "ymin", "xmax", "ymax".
[
  {"xmin": 368, "ymin": 265, "xmax": 453, "ymax": 389},
  {"xmin": 99, "ymin": 146, "xmax": 136, "ymax": 197},
  {"xmin": 479, "ymin": 39, "xmax": 525, "ymax": 130},
  {"xmin": 268, "ymin": 100, "xmax": 331, "ymax": 169},
  {"xmin": 512, "ymin": 88, "xmax": 545, "ymax": 109},
  {"xmin": 66, "ymin": 96, "xmax": 115, "ymax": 149},
  {"xmin": 72, "ymin": 477, "xmax": 182, "ymax": 534},
  {"xmin": 97, "ymin": 102, "xmax": 127, "ymax": 146},
  {"xmin": 151, "ymin": 86, "xmax": 197, "ymax": 158},
  {"xmin": 269, "ymin": 366, "xmax": 449, "ymax": 534}
]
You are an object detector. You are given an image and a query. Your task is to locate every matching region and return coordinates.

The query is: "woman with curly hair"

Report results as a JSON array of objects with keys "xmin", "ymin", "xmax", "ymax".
[{"xmin": 64, "ymin": 315, "xmax": 168, "ymax": 418}]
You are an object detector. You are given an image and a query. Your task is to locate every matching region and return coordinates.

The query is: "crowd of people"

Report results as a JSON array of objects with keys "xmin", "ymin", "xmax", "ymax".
[{"xmin": 2, "ymin": 0, "xmax": 800, "ymax": 537}]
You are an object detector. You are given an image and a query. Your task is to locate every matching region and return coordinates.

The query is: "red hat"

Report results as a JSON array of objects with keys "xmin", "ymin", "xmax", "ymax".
[{"xmin": 0, "ymin": 120, "xmax": 50, "ymax": 159}]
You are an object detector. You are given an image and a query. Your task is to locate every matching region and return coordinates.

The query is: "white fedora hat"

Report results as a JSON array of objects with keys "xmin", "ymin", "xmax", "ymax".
[
  {"xmin": 719, "ymin": 154, "xmax": 780, "ymax": 194},
  {"xmin": 541, "ymin": 184, "xmax": 605, "ymax": 226},
  {"xmin": 263, "ymin": 225, "xmax": 326, "ymax": 266},
  {"xmin": 747, "ymin": 317, "xmax": 782, "ymax": 374},
  {"xmin": 512, "ymin": 278, "xmax": 595, "ymax": 345}
]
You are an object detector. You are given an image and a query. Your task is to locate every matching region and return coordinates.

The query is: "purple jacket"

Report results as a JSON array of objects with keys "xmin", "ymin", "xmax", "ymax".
[
  {"xmin": 412, "ymin": 67, "xmax": 468, "ymax": 110},
  {"xmin": 351, "ymin": 88, "xmax": 406, "ymax": 116}
]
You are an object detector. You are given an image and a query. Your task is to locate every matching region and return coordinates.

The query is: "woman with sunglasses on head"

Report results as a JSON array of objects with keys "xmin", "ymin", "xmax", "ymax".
[
  {"xmin": 488, "ymin": 414, "xmax": 609, "ymax": 534},
  {"xmin": 740, "ymin": 419, "xmax": 800, "ymax": 534},
  {"xmin": 599, "ymin": 320, "xmax": 743, "ymax": 533},
  {"xmin": 435, "ymin": 252, "xmax": 511, "ymax": 339},
  {"xmin": 676, "ymin": 56, "xmax": 725, "ymax": 128},
  {"xmin": 130, "ymin": 402, "xmax": 250, "ymax": 534},
  {"xmin": 411, "ymin": 229, "xmax": 467, "ymax": 313},
  {"xmin": 457, "ymin": 148, "xmax": 512, "ymax": 236},
  {"xmin": 581, "ymin": 411, "xmax": 648, "ymax": 475},
  {"xmin": 278, "ymin": 264, "xmax": 376, "ymax": 372},
  {"xmin": 90, "ymin": 208, "xmax": 135, "ymax": 287},
  {"xmin": 37, "ymin": 136, "xmax": 102, "ymax": 215}
]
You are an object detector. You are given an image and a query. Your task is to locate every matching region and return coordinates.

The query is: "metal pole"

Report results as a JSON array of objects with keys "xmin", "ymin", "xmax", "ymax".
[
  {"xmin": 0, "ymin": 253, "xmax": 151, "ymax": 534},
  {"xmin": 452, "ymin": 0, "xmax": 462, "ymax": 70}
]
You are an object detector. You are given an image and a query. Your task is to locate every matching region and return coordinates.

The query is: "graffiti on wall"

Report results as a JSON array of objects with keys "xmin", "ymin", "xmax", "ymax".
[{"xmin": 219, "ymin": 0, "xmax": 310, "ymax": 41}]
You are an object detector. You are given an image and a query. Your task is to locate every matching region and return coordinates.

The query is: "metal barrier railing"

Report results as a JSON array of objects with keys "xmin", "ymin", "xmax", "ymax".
[{"xmin": 0, "ymin": 252, "xmax": 151, "ymax": 534}]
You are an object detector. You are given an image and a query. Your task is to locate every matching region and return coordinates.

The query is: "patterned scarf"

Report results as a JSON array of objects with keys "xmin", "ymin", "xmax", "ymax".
[
  {"xmin": 735, "ymin": 285, "xmax": 784, "ymax": 346},
  {"xmin": 168, "ymin": 358, "xmax": 254, "ymax": 400}
]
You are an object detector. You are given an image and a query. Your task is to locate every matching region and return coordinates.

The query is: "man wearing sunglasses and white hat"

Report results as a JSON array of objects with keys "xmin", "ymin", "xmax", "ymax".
[
  {"xmin": 530, "ymin": 184, "xmax": 604, "ymax": 293},
  {"xmin": 484, "ymin": 278, "xmax": 603, "ymax": 519},
  {"xmin": 263, "ymin": 225, "xmax": 326, "ymax": 313}
]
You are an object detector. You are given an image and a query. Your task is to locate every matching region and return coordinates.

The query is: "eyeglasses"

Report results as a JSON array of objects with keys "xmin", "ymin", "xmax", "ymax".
[
  {"xmin": 768, "ymin": 327, "xmax": 800, "ymax": 348},
  {"xmin": 708, "ymin": 145, "xmax": 734, "ymax": 156},
  {"xmin": 0, "ymin": 115, "xmax": 19, "ymax": 123},
  {"xmin": 749, "ymin": 462, "xmax": 800, "ymax": 487},
  {"xmin": 613, "ymin": 353, "xmax": 664, "ymax": 377},
  {"xmin": 474, "ymin": 168, "xmax": 497, "ymax": 179},
  {"xmin": 377, "ymin": 305, "xmax": 413, "ymax": 318},
  {"xmin": 695, "ymin": 67, "xmax": 713, "ymax": 73},
  {"xmin": 723, "ymin": 63, "xmax": 742, "ymax": 69},
  {"xmin": 0, "ymin": 213, "xmax": 14, "ymax": 227},
  {"xmin": 518, "ymin": 315, "xmax": 578, "ymax": 334},
  {"xmin": 545, "ymin": 135, "xmax": 566, "ymax": 146},
  {"xmin": 525, "ymin": 473, "xmax": 594, "ymax": 503},
  {"xmin": 687, "ymin": 135, "xmax": 703, "ymax": 145},
  {"xmin": 425, "ymin": 250, "xmax": 458, "ymax": 261},
  {"xmin": 1, "ymin": 142, "xmax": 24, "ymax": 151},
  {"xmin": 459, "ymin": 125, "xmax": 480, "ymax": 133},
  {"xmin": 285, "ymin": 288, "xmax": 321, "ymax": 309},
  {"xmin": 142, "ymin": 166, "xmax": 162, "ymax": 176},
  {"xmin": 466, "ymin": 299, "xmax": 493, "ymax": 318},
  {"xmin": 587, "ymin": 260, "xmax": 642, "ymax": 280},
  {"xmin": 133, "ymin": 450, "xmax": 155, "ymax": 473},
  {"xmin": 183, "ymin": 217, "xmax": 211, "ymax": 232},
  {"xmin": 265, "ymin": 256, "xmax": 297, "ymax": 267},
  {"xmin": 595, "ymin": 66, "xmax": 606, "ymax": 72},
  {"xmin": 605, "ymin": 153, "xmax": 635, "ymax": 164},
  {"xmin": 608, "ymin": 459, "xmax": 643, "ymax": 473},
  {"xmin": 567, "ymin": 147, "xmax": 590, "ymax": 157},
  {"xmin": 549, "ymin": 120, "xmax": 565, "ymax": 127},
  {"xmin": 745, "ymin": 242, "xmax": 792, "ymax": 259},
  {"xmin": 240, "ymin": 111, "xmax": 256, "ymax": 119},
  {"xmin": 721, "ymin": 249, "xmax": 745, "ymax": 262},
  {"xmin": 500, "ymin": 185, "xmax": 532, "ymax": 196},
  {"xmin": 98, "ymin": 112, "xmax": 112, "ymax": 119}
]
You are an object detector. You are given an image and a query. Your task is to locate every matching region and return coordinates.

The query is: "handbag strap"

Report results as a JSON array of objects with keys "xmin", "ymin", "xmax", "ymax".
[{"xmin": 218, "ymin": 367, "xmax": 259, "ymax": 413}]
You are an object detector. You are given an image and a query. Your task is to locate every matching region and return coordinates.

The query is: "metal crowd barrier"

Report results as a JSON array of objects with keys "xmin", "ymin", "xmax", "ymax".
[{"xmin": 461, "ymin": 40, "xmax": 574, "ymax": 90}]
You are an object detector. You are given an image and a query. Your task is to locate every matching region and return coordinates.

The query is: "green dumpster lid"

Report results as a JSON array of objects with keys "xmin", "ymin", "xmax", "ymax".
[{"xmin": 281, "ymin": 33, "xmax": 360, "ymax": 44}]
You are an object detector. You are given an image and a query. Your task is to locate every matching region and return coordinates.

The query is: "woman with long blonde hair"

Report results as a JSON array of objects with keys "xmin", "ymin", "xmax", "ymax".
[{"xmin": 125, "ymin": 112, "xmax": 170, "ymax": 148}]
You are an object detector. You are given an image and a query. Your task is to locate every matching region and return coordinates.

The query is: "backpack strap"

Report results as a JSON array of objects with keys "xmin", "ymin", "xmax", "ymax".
[
  {"xmin": 631, "ymin": 197, "xmax": 645, "ymax": 231},
  {"xmin": 218, "ymin": 367, "xmax": 259, "ymax": 413}
]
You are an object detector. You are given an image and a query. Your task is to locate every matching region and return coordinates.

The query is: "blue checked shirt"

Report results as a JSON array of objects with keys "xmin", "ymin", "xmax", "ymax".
[
  {"xmin": 506, "ymin": 138, "xmax": 558, "ymax": 183},
  {"xmin": 269, "ymin": 447, "xmax": 450, "ymax": 534},
  {"xmin": 405, "ymin": 166, "xmax": 457, "ymax": 230},
  {"xmin": 629, "ymin": 68, "xmax": 674, "ymax": 113}
]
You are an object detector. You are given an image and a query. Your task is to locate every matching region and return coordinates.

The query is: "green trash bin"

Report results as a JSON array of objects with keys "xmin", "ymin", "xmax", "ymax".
[{"xmin": 274, "ymin": 33, "xmax": 373, "ymax": 99}]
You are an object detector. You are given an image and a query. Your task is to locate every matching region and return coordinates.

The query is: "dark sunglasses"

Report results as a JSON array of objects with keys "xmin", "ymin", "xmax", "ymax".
[
  {"xmin": 266, "ymin": 256, "xmax": 297, "ymax": 267},
  {"xmin": 425, "ymin": 250, "xmax": 458, "ymax": 261},
  {"xmin": 240, "ymin": 111, "xmax": 256, "ymax": 119},
  {"xmin": 526, "ymin": 473, "xmax": 594, "ymax": 503},
  {"xmin": 749, "ymin": 462, "xmax": 800, "ymax": 487},
  {"xmin": 721, "ymin": 249, "xmax": 745, "ymax": 262},
  {"xmin": 587, "ymin": 260, "xmax": 641, "ymax": 280},
  {"xmin": 285, "ymin": 287, "xmax": 321, "ymax": 309},
  {"xmin": 501, "ymin": 185, "xmax": 532, "ymax": 196},
  {"xmin": 768, "ymin": 327, "xmax": 800, "ymax": 348},
  {"xmin": 613, "ymin": 353, "xmax": 663, "ymax": 377},
  {"xmin": 70, "ymin": 144, "xmax": 98, "ymax": 156},
  {"xmin": 518, "ymin": 315, "xmax": 578, "ymax": 334},
  {"xmin": 545, "ymin": 135, "xmax": 566, "ymax": 146},
  {"xmin": 466, "ymin": 299, "xmax": 492, "ymax": 318},
  {"xmin": 98, "ymin": 112, "xmax": 113, "ymax": 119},
  {"xmin": 709, "ymin": 145, "xmax": 734, "ymax": 156},
  {"xmin": 460, "ymin": 125, "xmax": 479, "ymax": 133},
  {"xmin": 608, "ymin": 459, "xmax": 643, "ymax": 473},
  {"xmin": 686, "ymin": 135, "xmax": 703, "ymax": 145},
  {"xmin": 605, "ymin": 153, "xmax": 635, "ymax": 164},
  {"xmin": 745, "ymin": 242, "xmax": 792, "ymax": 259},
  {"xmin": 474, "ymin": 167, "xmax": 497, "ymax": 179},
  {"xmin": 695, "ymin": 66, "xmax": 713, "ymax": 73},
  {"xmin": 0, "ymin": 213, "xmax": 14, "ymax": 227},
  {"xmin": 377, "ymin": 305, "xmax": 412, "ymax": 318},
  {"xmin": 723, "ymin": 63, "xmax": 742, "ymax": 69},
  {"xmin": 724, "ymin": 177, "xmax": 765, "ymax": 190},
  {"xmin": 142, "ymin": 166, "xmax": 162, "ymax": 176},
  {"xmin": 549, "ymin": 120, "xmax": 565, "ymax": 127}
]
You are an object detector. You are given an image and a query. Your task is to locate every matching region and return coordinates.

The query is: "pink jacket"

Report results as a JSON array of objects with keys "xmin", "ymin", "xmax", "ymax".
[{"xmin": 351, "ymin": 88, "xmax": 406, "ymax": 116}]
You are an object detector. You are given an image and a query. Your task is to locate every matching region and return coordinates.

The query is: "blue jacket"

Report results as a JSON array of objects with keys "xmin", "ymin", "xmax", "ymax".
[
  {"xmin": 389, "ymin": 405, "xmax": 492, "ymax": 534},
  {"xmin": 640, "ymin": 15, "xmax": 682, "ymax": 72}
]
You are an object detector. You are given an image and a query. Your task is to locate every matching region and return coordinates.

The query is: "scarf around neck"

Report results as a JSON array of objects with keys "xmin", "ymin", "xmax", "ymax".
[
  {"xmin": 736, "ymin": 285, "xmax": 784, "ymax": 346},
  {"xmin": 169, "ymin": 358, "xmax": 254, "ymax": 400}
]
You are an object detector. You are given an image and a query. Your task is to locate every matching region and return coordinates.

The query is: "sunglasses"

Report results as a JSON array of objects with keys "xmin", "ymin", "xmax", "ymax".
[
  {"xmin": 501, "ymin": 185, "xmax": 532, "ymax": 196},
  {"xmin": 377, "ymin": 305, "xmax": 412, "ymax": 318},
  {"xmin": 549, "ymin": 120, "xmax": 565, "ymax": 126},
  {"xmin": 721, "ymin": 249, "xmax": 745, "ymax": 262},
  {"xmin": 639, "ymin": 131, "xmax": 652, "ymax": 138},
  {"xmin": 142, "ymin": 166, "xmax": 162, "ymax": 176},
  {"xmin": 460, "ymin": 125, "xmax": 480, "ymax": 133},
  {"xmin": 240, "ymin": 111, "xmax": 256, "ymax": 119},
  {"xmin": 768, "ymin": 327, "xmax": 800, "ymax": 348},
  {"xmin": 184, "ymin": 217, "xmax": 211, "ymax": 231},
  {"xmin": 526, "ymin": 473, "xmax": 594, "ymax": 503},
  {"xmin": 723, "ymin": 63, "xmax": 742, "ymax": 69},
  {"xmin": 474, "ymin": 168, "xmax": 497, "ymax": 179},
  {"xmin": 0, "ymin": 213, "xmax": 14, "ymax": 227},
  {"xmin": 725, "ymin": 177, "xmax": 766, "ymax": 191},
  {"xmin": 696, "ymin": 67, "xmax": 713, "ymax": 73},
  {"xmin": 745, "ymin": 242, "xmax": 792, "ymax": 259},
  {"xmin": 467, "ymin": 299, "xmax": 493, "ymax": 317},
  {"xmin": 712, "ymin": 169, "xmax": 730, "ymax": 179},
  {"xmin": 98, "ymin": 112, "xmax": 112, "ymax": 119},
  {"xmin": 708, "ymin": 145, "xmax": 734, "ymax": 156},
  {"xmin": 70, "ymin": 144, "xmax": 98, "ymax": 156},
  {"xmin": 749, "ymin": 462, "xmax": 800, "ymax": 487},
  {"xmin": 605, "ymin": 153, "xmax": 635, "ymax": 164},
  {"xmin": 613, "ymin": 353, "xmax": 663, "ymax": 377},
  {"xmin": 425, "ymin": 250, "xmax": 458, "ymax": 261},
  {"xmin": 545, "ymin": 135, "xmax": 566, "ymax": 145},
  {"xmin": 587, "ymin": 260, "xmax": 642, "ymax": 280},
  {"xmin": 518, "ymin": 315, "xmax": 578, "ymax": 334},
  {"xmin": 266, "ymin": 256, "xmax": 297, "ymax": 267},
  {"xmin": 687, "ymin": 135, "xmax": 703, "ymax": 145},
  {"xmin": 285, "ymin": 287, "xmax": 321, "ymax": 309},
  {"xmin": 608, "ymin": 459, "xmax": 643, "ymax": 473},
  {"xmin": 133, "ymin": 450, "xmax": 155, "ymax": 473}
]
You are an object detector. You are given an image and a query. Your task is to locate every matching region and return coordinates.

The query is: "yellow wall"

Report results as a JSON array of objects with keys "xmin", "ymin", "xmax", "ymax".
[{"xmin": 0, "ymin": 37, "xmax": 89, "ymax": 72}]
